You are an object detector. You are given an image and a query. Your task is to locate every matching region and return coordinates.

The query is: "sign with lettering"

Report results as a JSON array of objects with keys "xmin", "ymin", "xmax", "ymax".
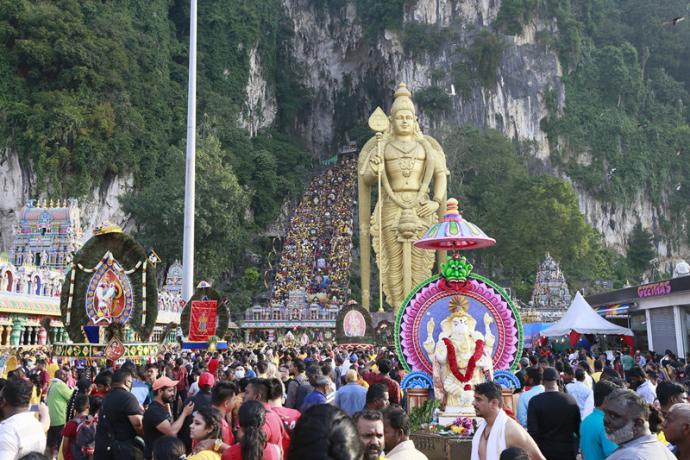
[{"xmin": 637, "ymin": 281, "xmax": 671, "ymax": 298}]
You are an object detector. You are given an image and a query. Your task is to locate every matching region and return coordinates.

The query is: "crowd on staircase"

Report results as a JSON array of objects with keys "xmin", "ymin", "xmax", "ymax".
[{"xmin": 272, "ymin": 157, "xmax": 357, "ymax": 307}]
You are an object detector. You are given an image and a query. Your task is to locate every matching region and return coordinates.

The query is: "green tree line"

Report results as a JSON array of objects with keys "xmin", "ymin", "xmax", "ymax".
[{"xmin": 0, "ymin": 0, "xmax": 311, "ymax": 312}]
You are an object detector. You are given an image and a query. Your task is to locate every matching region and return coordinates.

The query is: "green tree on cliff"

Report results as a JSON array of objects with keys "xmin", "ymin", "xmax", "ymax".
[
  {"xmin": 626, "ymin": 223, "xmax": 656, "ymax": 279},
  {"xmin": 122, "ymin": 129, "xmax": 249, "ymax": 283}
]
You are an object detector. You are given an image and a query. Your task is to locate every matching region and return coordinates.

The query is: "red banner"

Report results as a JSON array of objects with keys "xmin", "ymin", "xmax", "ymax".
[
  {"xmin": 189, "ymin": 300, "xmax": 218, "ymax": 341},
  {"xmin": 622, "ymin": 335, "xmax": 634, "ymax": 351}
]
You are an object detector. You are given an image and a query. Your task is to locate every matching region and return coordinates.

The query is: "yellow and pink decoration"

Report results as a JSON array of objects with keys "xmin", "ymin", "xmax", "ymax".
[{"xmin": 395, "ymin": 199, "xmax": 523, "ymax": 388}]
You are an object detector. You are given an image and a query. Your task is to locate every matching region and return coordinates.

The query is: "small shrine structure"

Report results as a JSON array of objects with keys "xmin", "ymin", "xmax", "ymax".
[{"xmin": 523, "ymin": 253, "xmax": 572, "ymax": 323}]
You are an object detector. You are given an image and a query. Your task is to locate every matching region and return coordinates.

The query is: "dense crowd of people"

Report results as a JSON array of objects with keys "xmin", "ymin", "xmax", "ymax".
[
  {"xmin": 508, "ymin": 347, "xmax": 690, "ymax": 460},
  {"xmin": 272, "ymin": 157, "xmax": 357, "ymax": 305},
  {"xmin": 0, "ymin": 343, "xmax": 688, "ymax": 460}
]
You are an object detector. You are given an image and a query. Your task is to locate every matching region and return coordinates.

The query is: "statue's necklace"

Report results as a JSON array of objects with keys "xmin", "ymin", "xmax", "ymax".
[{"xmin": 389, "ymin": 141, "xmax": 417, "ymax": 178}]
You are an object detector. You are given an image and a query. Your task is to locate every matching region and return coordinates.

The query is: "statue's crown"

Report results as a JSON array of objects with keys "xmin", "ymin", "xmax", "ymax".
[
  {"xmin": 391, "ymin": 82, "xmax": 416, "ymax": 115},
  {"xmin": 442, "ymin": 295, "xmax": 477, "ymax": 333},
  {"xmin": 448, "ymin": 295, "xmax": 470, "ymax": 318},
  {"xmin": 394, "ymin": 82, "xmax": 412, "ymax": 99}
]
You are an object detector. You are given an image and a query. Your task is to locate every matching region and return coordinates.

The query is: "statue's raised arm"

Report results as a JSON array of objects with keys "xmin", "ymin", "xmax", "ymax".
[{"xmin": 482, "ymin": 312, "xmax": 496, "ymax": 352}]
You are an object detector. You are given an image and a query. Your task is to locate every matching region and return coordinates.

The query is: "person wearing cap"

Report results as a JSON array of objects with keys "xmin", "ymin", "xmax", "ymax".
[
  {"xmin": 527, "ymin": 367, "xmax": 580, "ymax": 460},
  {"xmin": 195, "ymin": 372, "xmax": 216, "ymax": 407},
  {"xmin": 181, "ymin": 372, "xmax": 216, "ymax": 451},
  {"xmin": 300, "ymin": 374, "xmax": 330, "ymax": 413},
  {"xmin": 143, "ymin": 376, "xmax": 195, "ymax": 460}
]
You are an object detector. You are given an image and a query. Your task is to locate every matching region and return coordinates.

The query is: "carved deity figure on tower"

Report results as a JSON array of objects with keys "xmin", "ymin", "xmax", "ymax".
[
  {"xmin": 423, "ymin": 296, "xmax": 495, "ymax": 413},
  {"xmin": 358, "ymin": 83, "xmax": 448, "ymax": 311}
]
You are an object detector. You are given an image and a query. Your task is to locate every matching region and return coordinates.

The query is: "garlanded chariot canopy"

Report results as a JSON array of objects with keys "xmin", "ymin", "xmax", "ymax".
[
  {"xmin": 394, "ymin": 199, "xmax": 523, "ymax": 422},
  {"xmin": 179, "ymin": 281, "xmax": 229, "ymax": 350},
  {"xmin": 59, "ymin": 224, "xmax": 159, "ymax": 347}
]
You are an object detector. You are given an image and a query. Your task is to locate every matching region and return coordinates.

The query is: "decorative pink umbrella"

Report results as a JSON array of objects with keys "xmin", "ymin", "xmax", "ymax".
[{"xmin": 414, "ymin": 198, "xmax": 495, "ymax": 251}]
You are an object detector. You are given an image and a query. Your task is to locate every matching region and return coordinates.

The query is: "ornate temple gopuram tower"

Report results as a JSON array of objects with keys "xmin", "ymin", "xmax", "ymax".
[
  {"xmin": 9, "ymin": 199, "xmax": 83, "ymax": 270},
  {"xmin": 523, "ymin": 253, "xmax": 572, "ymax": 323},
  {"xmin": 0, "ymin": 198, "xmax": 81, "ymax": 347}
]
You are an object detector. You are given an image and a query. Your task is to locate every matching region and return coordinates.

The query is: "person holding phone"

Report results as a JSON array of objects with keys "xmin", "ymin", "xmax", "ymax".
[{"xmin": 143, "ymin": 376, "xmax": 195, "ymax": 460}]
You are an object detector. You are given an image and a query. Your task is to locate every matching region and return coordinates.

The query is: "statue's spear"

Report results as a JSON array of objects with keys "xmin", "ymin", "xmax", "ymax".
[{"xmin": 368, "ymin": 107, "xmax": 389, "ymax": 313}]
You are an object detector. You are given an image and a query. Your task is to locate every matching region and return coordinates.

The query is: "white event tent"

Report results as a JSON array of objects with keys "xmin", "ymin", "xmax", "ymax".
[{"xmin": 540, "ymin": 291, "xmax": 633, "ymax": 338}]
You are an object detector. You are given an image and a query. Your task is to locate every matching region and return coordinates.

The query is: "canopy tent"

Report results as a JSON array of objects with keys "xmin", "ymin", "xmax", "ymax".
[{"xmin": 540, "ymin": 292, "xmax": 633, "ymax": 346}]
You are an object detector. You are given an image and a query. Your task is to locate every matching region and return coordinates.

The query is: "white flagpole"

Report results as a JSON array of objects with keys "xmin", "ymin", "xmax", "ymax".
[{"xmin": 182, "ymin": 0, "xmax": 197, "ymax": 302}]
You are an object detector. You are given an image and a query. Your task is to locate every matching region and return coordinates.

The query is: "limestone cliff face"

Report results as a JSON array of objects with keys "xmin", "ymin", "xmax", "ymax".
[
  {"xmin": 0, "ymin": 149, "xmax": 31, "ymax": 252},
  {"xmin": 0, "ymin": 148, "xmax": 133, "ymax": 253},
  {"xmin": 0, "ymin": 0, "xmax": 684, "ymax": 265},
  {"xmin": 282, "ymin": 0, "xmax": 561, "ymax": 157},
  {"xmin": 238, "ymin": 45, "xmax": 277, "ymax": 137},
  {"xmin": 279, "ymin": 0, "xmax": 685, "ymax": 263},
  {"xmin": 80, "ymin": 174, "xmax": 134, "ymax": 237}
]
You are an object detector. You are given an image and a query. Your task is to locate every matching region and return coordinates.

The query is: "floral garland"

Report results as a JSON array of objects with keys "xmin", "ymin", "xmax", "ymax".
[{"xmin": 442, "ymin": 338, "xmax": 484, "ymax": 386}]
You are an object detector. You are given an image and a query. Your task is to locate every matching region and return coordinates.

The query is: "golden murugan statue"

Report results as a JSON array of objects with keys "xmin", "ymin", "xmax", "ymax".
[
  {"xmin": 424, "ymin": 295, "xmax": 495, "ymax": 415},
  {"xmin": 358, "ymin": 83, "xmax": 448, "ymax": 311}
]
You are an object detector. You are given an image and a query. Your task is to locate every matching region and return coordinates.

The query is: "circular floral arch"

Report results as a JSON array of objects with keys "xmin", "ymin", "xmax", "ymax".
[{"xmin": 395, "ymin": 274, "xmax": 523, "ymax": 373}]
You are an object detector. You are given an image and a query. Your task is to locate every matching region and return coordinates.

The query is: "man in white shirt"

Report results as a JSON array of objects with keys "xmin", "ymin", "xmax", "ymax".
[
  {"xmin": 630, "ymin": 366, "xmax": 656, "ymax": 404},
  {"xmin": 382, "ymin": 406, "xmax": 428, "ymax": 460},
  {"xmin": 0, "ymin": 377, "xmax": 47, "ymax": 459},
  {"xmin": 566, "ymin": 368, "xmax": 594, "ymax": 420},
  {"xmin": 472, "ymin": 381, "xmax": 545, "ymax": 460}
]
